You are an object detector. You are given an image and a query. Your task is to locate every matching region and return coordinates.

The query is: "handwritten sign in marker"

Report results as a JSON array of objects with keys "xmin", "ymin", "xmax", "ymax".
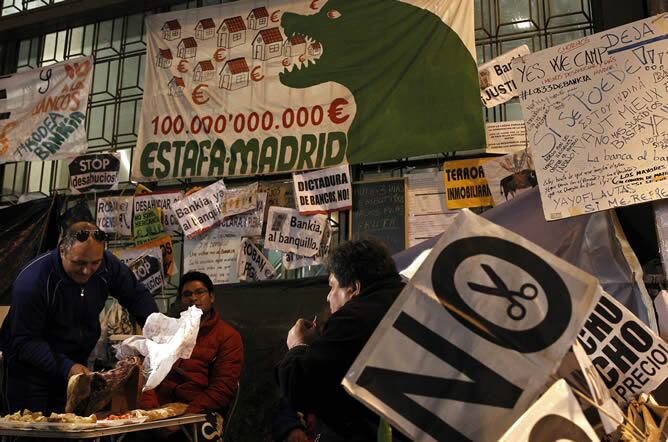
[{"xmin": 515, "ymin": 14, "xmax": 668, "ymax": 220}]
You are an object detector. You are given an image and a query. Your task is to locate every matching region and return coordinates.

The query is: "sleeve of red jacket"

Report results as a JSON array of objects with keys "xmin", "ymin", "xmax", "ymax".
[{"xmin": 185, "ymin": 325, "xmax": 243, "ymax": 414}]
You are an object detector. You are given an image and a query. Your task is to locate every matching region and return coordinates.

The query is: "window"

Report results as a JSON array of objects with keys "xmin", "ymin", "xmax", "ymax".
[
  {"xmin": 269, "ymin": 43, "xmax": 279, "ymax": 53},
  {"xmin": 235, "ymin": 74, "xmax": 245, "ymax": 83},
  {"xmin": 233, "ymin": 33, "xmax": 241, "ymax": 41}
]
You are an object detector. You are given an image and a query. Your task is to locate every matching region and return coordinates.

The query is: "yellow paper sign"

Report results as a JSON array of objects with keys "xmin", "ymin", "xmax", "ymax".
[{"xmin": 443, "ymin": 158, "xmax": 493, "ymax": 209}]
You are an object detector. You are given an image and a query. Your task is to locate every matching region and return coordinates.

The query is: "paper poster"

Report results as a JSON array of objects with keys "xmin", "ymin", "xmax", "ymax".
[
  {"xmin": 68, "ymin": 152, "xmax": 121, "ymax": 194},
  {"xmin": 343, "ymin": 210, "xmax": 600, "ymax": 442},
  {"xmin": 264, "ymin": 206, "xmax": 327, "ymax": 257},
  {"xmin": 128, "ymin": 253, "xmax": 164, "ymax": 296},
  {"xmin": 479, "ymin": 45, "xmax": 530, "ymax": 108},
  {"xmin": 259, "ymin": 180, "xmax": 296, "ymax": 209},
  {"xmin": 220, "ymin": 192, "xmax": 267, "ymax": 237},
  {"xmin": 498, "ymin": 380, "xmax": 598, "ymax": 442},
  {"xmin": 127, "ymin": 234, "xmax": 176, "ymax": 277},
  {"xmin": 237, "ymin": 237, "xmax": 276, "ymax": 281},
  {"xmin": 96, "ymin": 196, "xmax": 133, "ymax": 236},
  {"xmin": 131, "ymin": 0, "xmax": 484, "ymax": 181},
  {"xmin": 184, "ymin": 227, "xmax": 241, "ymax": 284},
  {"xmin": 133, "ymin": 208, "xmax": 165, "ymax": 243},
  {"xmin": 282, "ymin": 222, "xmax": 332, "ymax": 270},
  {"xmin": 115, "ymin": 246, "xmax": 163, "ymax": 268},
  {"xmin": 578, "ymin": 290, "xmax": 668, "ymax": 404},
  {"xmin": 0, "ymin": 56, "xmax": 93, "ymax": 163},
  {"xmin": 485, "ymin": 121, "xmax": 528, "ymax": 154},
  {"xmin": 220, "ymin": 182, "xmax": 258, "ymax": 218},
  {"xmin": 293, "ymin": 164, "xmax": 352, "ymax": 215},
  {"xmin": 515, "ymin": 14, "xmax": 668, "ymax": 220},
  {"xmin": 172, "ymin": 179, "xmax": 227, "ymax": 238},
  {"xmin": 134, "ymin": 191, "xmax": 184, "ymax": 232},
  {"xmin": 482, "ymin": 150, "xmax": 537, "ymax": 206},
  {"xmin": 406, "ymin": 171, "xmax": 459, "ymax": 247},
  {"xmin": 443, "ymin": 158, "xmax": 494, "ymax": 209}
]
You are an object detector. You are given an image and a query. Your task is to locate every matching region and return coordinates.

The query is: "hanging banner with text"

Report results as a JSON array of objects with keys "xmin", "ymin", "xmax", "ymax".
[
  {"xmin": 264, "ymin": 206, "xmax": 326, "ymax": 256},
  {"xmin": 0, "ymin": 56, "xmax": 93, "ymax": 164},
  {"xmin": 282, "ymin": 222, "xmax": 332, "ymax": 270},
  {"xmin": 443, "ymin": 158, "xmax": 494, "ymax": 209},
  {"xmin": 184, "ymin": 227, "xmax": 241, "ymax": 284},
  {"xmin": 482, "ymin": 150, "xmax": 537, "ymax": 207},
  {"xmin": 237, "ymin": 237, "xmax": 276, "ymax": 281},
  {"xmin": 220, "ymin": 192, "xmax": 266, "ymax": 237},
  {"xmin": 173, "ymin": 179, "xmax": 227, "ymax": 238},
  {"xmin": 498, "ymin": 379, "xmax": 598, "ymax": 442},
  {"xmin": 69, "ymin": 152, "xmax": 121, "ymax": 194},
  {"xmin": 479, "ymin": 45, "xmax": 529, "ymax": 108},
  {"xmin": 131, "ymin": 0, "xmax": 483, "ymax": 181},
  {"xmin": 96, "ymin": 196, "xmax": 133, "ymax": 236},
  {"xmin": 134, "ymin": 191, "xmax": 184, "ymax": 232},
  {"xmin": 577, "ymin": 290, "xmax": 668, "ymax": 404},
  {"xmin": 343, "ymin": 210, "xmax": 600, "ymax": 442},
  {"xmin": 293, "ymin": 164, "xmax": 352, "ymax": 215},
  {"xmin": 515, "ymin": 14, "xmax": 668, "ymax": 220},
  {"xmin": 485, "ymin": 121, "xmax": 528, "ymax": 154}
]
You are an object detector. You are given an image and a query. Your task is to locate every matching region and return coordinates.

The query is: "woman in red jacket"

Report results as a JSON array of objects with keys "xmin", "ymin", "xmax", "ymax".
[{"xmin": 140, "ymin": 271, "xmax": 244, "ymax": 418}]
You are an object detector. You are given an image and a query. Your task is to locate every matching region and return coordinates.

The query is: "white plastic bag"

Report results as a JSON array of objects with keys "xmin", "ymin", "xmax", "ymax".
[{"xmin": 114, "ymin": 305, "xmax": 202, "ymax": 391}]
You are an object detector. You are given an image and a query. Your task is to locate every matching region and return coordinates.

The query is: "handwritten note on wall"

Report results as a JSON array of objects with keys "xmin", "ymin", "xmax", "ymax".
[{"xmin": 515, "ymin": 14, "xmax": 668, "ymax": 220}]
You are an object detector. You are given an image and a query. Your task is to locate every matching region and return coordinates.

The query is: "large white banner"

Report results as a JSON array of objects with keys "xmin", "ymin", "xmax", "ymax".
[
  {"xmin": 96, "ymin": 196, "xmax": 133, "ymax": 236},
  {"xmin": 264, "ymin": 206, "xmax": 326, "ymax": 256},
  {"xmin": 134, "ymin": 191, "xmax": 184, "ymax": 232},
  {"xmin": 343, "ymin": 210, "xmax": 600, "ymax": 442},
  {"xmin": 293, "ymin": 164, "xmax": 352, "ymax": 215},
  {"xmin": 515, "ymin": 14, "xmax": 668, "ymax": 220},
  {"xmin": 184, "ymin": 227, "xmax": 241, "ymax": 284},
  {"xmin": 0, "ymin": 56, "xmax": 93, "ymax": 164},
  {"xmin": 479, "ymin": 45, "xmax": 529, "ymax": 108}
]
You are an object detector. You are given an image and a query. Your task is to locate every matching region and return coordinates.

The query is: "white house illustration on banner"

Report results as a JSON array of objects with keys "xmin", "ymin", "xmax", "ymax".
[
  {"xmin": 194, "ymin": 60, "xmax": 215, "ymax": 82},
  {"xmin": 161, "ymin": 19, "xmax": 181, "ymax": 41},
  {"xmin": 252, "ymin": 28, "xmax": 283, "ymax": 61},
  {"xmin": 283, "ymin": 34, "xmax": 306, "ymax": 57},
  {"xmin": 247, "ymin": 7, "xmax": 269, "ymax": 30},
  {"xmin": 156, "ymin": 48, "xmax": 172, "ymax": 68},
  {"xmin": 195, "ymin": 18, "xmax": 216, "ymax": 40},
  {"xmin": 168, "ymin": 76, "xmax": 185, "ymax": 96},
  {"xmin": 308, "ymin": 42, "xmax": 322, "ymax": 56},
  {"xmin": 219, "ymin": 58, "xmax": 249, "ymax": 90},
  {"xmin": 217, "ymin": 17, "xmax": 246, "ymax": 48},
  {"xmin": 177, "ymin": 37, "xmax": 197, "ymax": 58}
]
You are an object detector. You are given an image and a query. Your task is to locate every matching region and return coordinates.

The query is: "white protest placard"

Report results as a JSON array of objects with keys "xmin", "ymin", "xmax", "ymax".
[
  {"xmin": 343, "ymin": 210, "xmax": 600, "ymax": 442},
  {"xmin": 134, "ymin": 191, "xmax": 184, "ymax": 232},
  {"xmin": 293, "ymin": 165, "xmax": 352, "ymax": 215},
  {"xmin": 172, "ymin": 179, "xmax": 226, "ymax": 239},
  {"xmin": 515, "ymin": 14, "xmax": 668, "ymax": 221},
  {"xmin": 482, "ymin": 150, "xmax": 537, "ymax": 206},
  {"xmin": 96, "ymin": 196, "xmax": 133, "ymax": 236},
  {"xmin": 578, "ymin": 290, "xmax": 668, "ymax": 404},
  {"xmin": 69, "ymin": 152, "xmax": 121, "ymax": 194},
  {"xmin": 220, "ymin": 182, "xmax": 259, "ymax": 219},
  {"xmin": 264, "ymin": 207, "xmax": 327, "ymax": 257},
  {"xmin": 498, "ymin": 379, "xmax": 598, "ymax": 442},
  {"xmin": 184, "ymin": 227, "xmax": 240, "ymax": 284},
  {"xmin": 572, "ymin": 339, "xmax": 624, "ymax": 433},
  {"xmin": 128, "ymin": 253, "xmax": 164, "ymax": 296},
  {"xmin": 282, "ymin": 222, "xmax": 332, "ymax": 270},
  {"xmin": 479, "ymin": 45, "xmax": 530, "ymax": 107},
  {"xmin": 220, "ymin": 193, "xmax": 267, "ymax": 238},
  {"xmin": 0, "ymin": 56, "xmax": 93, "ymax": 163},
  {"xmin": 406, "ymin": 171, "xmax": 459, "ymax": 247},
  {"xmin": 237, "ymin": 238, "xmax": 276, "ymax": 281},
  {"xmin": 485, "ymin": 121, "xmax": 528, "ymax": 154}
]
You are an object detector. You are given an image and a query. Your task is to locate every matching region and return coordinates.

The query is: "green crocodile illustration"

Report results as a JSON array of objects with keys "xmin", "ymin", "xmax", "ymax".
[{"xmin": 280, "ymin": 0, "xmax": 485, "ymax": 164}]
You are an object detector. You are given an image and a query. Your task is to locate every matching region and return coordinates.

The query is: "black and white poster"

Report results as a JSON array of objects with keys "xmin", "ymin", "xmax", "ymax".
[
  {"xmin": 69, "ymin": 152, "xmax": 120, "ymax": 194},
  {"xmin": 127, "ymin": 252, "xmax": 164, "ymax": 296}
]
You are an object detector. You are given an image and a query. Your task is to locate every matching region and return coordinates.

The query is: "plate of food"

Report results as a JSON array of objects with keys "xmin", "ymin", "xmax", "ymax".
[
  {"xmin": 0, "ymin": 410, "xmax": 47, "ymax": 429},
  {"xmin": 97, "ymin": 412, "xmax": 148, "ymax": 427}
]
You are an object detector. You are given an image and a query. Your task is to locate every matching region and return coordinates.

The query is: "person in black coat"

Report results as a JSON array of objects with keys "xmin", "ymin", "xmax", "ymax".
[{"xmin": 276, "ymin": 238, "xmax": 406, "ymax": 441}]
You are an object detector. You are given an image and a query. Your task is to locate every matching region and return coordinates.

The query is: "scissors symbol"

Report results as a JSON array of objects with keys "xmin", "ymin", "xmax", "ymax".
[{"xmin": 467, "ymin": 263, "xmax": 538, "ymax": 321}]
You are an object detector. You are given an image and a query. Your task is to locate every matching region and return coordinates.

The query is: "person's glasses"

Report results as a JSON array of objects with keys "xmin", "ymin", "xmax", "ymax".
[
  {"xmin": 181, "ymin": 288, "xmax": 209, "ymax": 298},
  {"xmin": 69, "ymin": 229, "xmax": 107, "ymax": 242}
]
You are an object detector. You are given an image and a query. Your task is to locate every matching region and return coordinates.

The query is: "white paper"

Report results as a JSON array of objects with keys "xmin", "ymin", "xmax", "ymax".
[
  {"xmin": 69, "ymin": 152, "xmax": 121, "ymax": 194},
  {"xmin": 220, "ymin": 182, "xmax": 258, "ymax": 218},
  {"xmin": 97, "ymin": 196, "xmax": 133, "ymax": 236},
  {"xmin": 479, "ymin": 45, "xmax": 529, "ymax": 108},
  {"xmin": 282, "ymin": 222, "xmax": 332, "ymax": 270},
  {"xmin": 184, "ymin": 227, "xmax": 241, "ymax": 284},
  {"xmin": 485, "ymin": 121, "xmax": 528, "ymax": 154},
  {"xmin": 293, "ymin": 165, "xmax": 352, "ymax": 215},
  {"xmin": 134, "ymin": 191, "xmax": 184, "ymax": 232},
  {"xmin": 406, "ymin": 171, "xmax": 459, "ymax": 246},
  {"xmin": 264, "ymin": 206, "xmax": 326, "ymax": 257},
  {"xmin": 220, "ymin": 192, "xmax": 266, "ymax": 237},
  {"xmin": 237, "ymin": 237, "xmax": 276, "ymax": 281},
  {"xmin": 172, "ymin": 179, "xmax": 226, "ymax": 238}
]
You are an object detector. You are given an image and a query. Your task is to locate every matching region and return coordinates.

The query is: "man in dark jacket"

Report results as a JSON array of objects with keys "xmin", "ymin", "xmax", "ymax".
[
  {"xmin": 276, "ymin": 238, "xmax": 405, "ymax": 441},
  {"xmin": 1, "ymin": 221, "xmax": 159, "ymax": 414}
]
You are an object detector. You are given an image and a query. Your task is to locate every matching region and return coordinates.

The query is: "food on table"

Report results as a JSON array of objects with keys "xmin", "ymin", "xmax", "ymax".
[
  {"xmin": 134, "ymin": 402, "xmax": 188, "ymax": 421},
  {"xmin": 0, "ymin": 409, "xmax": 96, "ymax": 423}
]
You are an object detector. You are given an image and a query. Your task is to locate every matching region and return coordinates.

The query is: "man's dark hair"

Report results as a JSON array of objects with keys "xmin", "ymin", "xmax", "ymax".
[
  {"xmin": 327, "ymin": 237, "xmax": 397, "ymax": 289},
  {"xmin": 178, "ymin": 271, "xmax": 214, "ymax": 296}
]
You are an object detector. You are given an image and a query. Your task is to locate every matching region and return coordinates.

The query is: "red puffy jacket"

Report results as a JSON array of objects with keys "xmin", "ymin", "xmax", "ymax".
[{"xmin": 140, "ymin": 309, "xmax": 243, "ymax": 413}]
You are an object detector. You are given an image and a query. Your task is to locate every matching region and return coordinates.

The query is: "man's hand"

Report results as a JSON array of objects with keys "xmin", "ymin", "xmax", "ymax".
[
  {"xmin": 285, "ymin": 428, "xmax": 310, "ymax": 442},
  {"xmin": 68, "ymin": 363, "xmax": 92, "ymax": 380},
  {"xmin": 286, "ymin": 319, "xmax": 319, "ymax": 349}
]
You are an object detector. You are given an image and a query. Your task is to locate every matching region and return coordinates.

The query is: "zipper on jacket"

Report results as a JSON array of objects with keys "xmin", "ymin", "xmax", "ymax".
[{"xmin": 79, "ymin": 286, "xmax": 84, "ymax": 339}]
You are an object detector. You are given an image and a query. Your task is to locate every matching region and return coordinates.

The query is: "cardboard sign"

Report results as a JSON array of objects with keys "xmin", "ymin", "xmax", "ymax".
[
  {"xmin": 443, "ymin": 158, "xmax": 494, "ymax": 209},
  {"xmin": 69, "ymin": 152, "xmax": 120, "ymax": 194},
  {"xmin": 498, "ymin": 380, "xmax": 598, "ymax": 442},
  {"xmin": 172, "ymin": 179, "xmax": 227, "ymax": 238},
  {"xmin": 0, "ymin": 56, "xmax": 93, "ymax": 163},
  {"xmin": 282, "ymin": 222, "xmax": 332, "ymax": 270},
  {"xmin": 485, "ymin": 121, "xmax": 528, "ymax": 154},
  {"xmin": 293, "ymin": 165, "xmax": 352, "ymax": 215},
  {"xmin": 220, "ymin": 193, "xmax": 267, "ymax": 237},
  {"xmin": 264, "ymin": 206, "xmax": 327, "ymax": 257},
  {"xmin": 482, "ymin": 150, "xmax": 537, "ymax": 206},
  {"xmin": 479, "ymin": 45, "xmax": 530, "ymax": 108},
  {"xmin": 515, "ymin": 14, "xmax": 668, "ymax": 220},
  {"xmin": 237, "ymin": 238, "xmax": 276, "ymax": 281},
  {"xmin": 220, "ymin": 182, "xmax": 258, "ymax": 218},
  {"xmin": 577, "ymin": 290, "xmax": 668, "ymax": 404},
  {"xmin": 128, "ymin": 253, "xmax": 164, "ymax": 296},
  {"xmin": 184, "ymin": 228, "xmax": 241, "ymax": 284},
  {"xmin": 343, "ymin": 210, "xmax": 600, "ymax": 442},
  {"xmin": 128, "ymin": 234, "xmax": 175, "ymax": 277},
  {"xmin": 134, "ymin": 191, "xmax": 183, "ymax": 232},
  {"xmin": 96, "ymin": 196, "xmax": 133, "ymax": 236}
]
